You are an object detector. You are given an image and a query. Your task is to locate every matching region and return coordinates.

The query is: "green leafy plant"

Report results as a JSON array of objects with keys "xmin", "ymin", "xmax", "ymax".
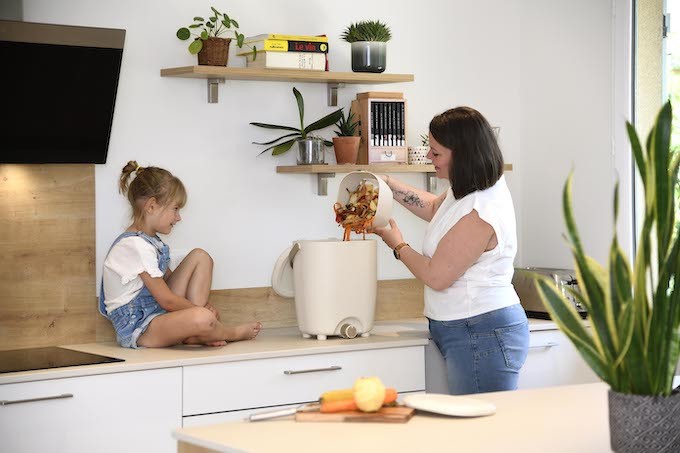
[
  {"xmin": 250, "ymin": 87, "xmax": 343, "ymax": 155},
  {"xmin": 334, "ymin": 111, "xmax": 360, "ymax": 137},
  {"xmin": 341, "ymin": 20, "xmax": 392, "ymax": 43},
  {"xmin": 535, "ymin": 101, "xmax": 680, "ymax": 396},
  {"xmin": 176, "ymin": 6, "xmax": 255, "ymax": 56},
  {"xmin": 419, "ymin": 134, "xmax": 429, "ymax": 147}
]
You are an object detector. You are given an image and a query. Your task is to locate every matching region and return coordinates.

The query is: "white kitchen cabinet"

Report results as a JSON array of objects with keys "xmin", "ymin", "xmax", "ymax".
[
  {"xmin": 425, "ymin": 327, "xmax": 599, "ymax": 393},
  {"xmin": 0, "ymin": 368, "xmax": 181, "ymax": 453},
  {"xmin": 182, "ymin": 346, "xmax": 425, "ymax": 424},
  {"xmin": 518, "ymin": 328, "xmax": 599, "ymax": 389}
]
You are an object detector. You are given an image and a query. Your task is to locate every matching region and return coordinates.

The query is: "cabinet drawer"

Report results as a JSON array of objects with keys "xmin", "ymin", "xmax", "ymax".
[{"xmin": 183, "ymin": 346, "xmax": 425, "ymax": 415}]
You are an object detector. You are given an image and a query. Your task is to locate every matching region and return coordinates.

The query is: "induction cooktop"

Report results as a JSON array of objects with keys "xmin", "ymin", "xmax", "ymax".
[{"xmin": 0, "ymin": 346, "xmax": 124, "ymax": 374}]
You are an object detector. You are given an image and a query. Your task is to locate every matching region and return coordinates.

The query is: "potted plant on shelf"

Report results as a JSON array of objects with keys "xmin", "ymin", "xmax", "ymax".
[
  {"xmin": 408, "ymin": 133, "xmax": 431, "ymax": 165},
  {"xmin": 332, "ymin": 110, "xmax": 361, "ymax": 164},
  {"xmin": 250, "ymin": 87, "xmax": 343, "ymax": 164},
  {"xmin": 535, "ymin": 101, "xmax": 680, "ymax": 453},
  {"xmin": 176, "ymin": 6, "xmax": 255, "ymax": 66},
  {"xmin": 341, "ymin": 20, "xmax": 391, "ymax": 73}
]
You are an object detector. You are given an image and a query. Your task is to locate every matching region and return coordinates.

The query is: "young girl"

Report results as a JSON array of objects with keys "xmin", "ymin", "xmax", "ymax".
[{"xmin": 99, "ymin": 161, "xmax": 261, "ymax": 348}]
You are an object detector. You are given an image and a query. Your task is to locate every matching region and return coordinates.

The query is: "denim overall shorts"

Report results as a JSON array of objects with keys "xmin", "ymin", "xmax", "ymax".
[{"xmin": 99, "ymin": 231, "xmax": 170, "ymax": 348}]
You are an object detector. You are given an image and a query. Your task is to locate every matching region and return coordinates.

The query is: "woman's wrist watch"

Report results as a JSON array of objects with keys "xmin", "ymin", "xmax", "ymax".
[{"xmin": 393, "ymin": 242, "xmax": 410, "ymax": 260}]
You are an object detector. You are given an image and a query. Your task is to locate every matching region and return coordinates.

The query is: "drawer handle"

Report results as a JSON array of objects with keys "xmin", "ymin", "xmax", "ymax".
[
  {"xmin": 1, "ymin": 393, "xmax": 74, "ymax": 406},
  {"xmin": 529, "ymin": 342, "xmax": 559, "ymax": 350},
  {"xmin": 283, "ymin": 366, "xmax": 342, "ymax": 375}
]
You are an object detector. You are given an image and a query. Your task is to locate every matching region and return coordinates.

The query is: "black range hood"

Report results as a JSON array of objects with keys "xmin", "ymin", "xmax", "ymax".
[{"xmin": 0, "ymin": 20, "xmax": 125, "ymax": 164}]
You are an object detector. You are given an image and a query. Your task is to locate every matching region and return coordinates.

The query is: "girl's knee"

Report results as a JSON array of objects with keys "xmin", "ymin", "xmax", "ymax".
[
  {"xmin": 188, "ymin": 306, "xmax": 217, "ymax": 333},
  {"xmin": 189, "ymin": 248, "xmax": 213, "ymax": 267}
]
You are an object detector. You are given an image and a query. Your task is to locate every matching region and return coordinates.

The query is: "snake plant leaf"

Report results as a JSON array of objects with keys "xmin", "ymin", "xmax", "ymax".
[
  {"xmin": 535, "ymin": 276, "xmax": 609, "ymax": 381},
  {"xmin": 271, "ymin": 139, "xmax": 296, "ymax": 156},
  {"xmin": 249, "ymin": 122, "xmax": 301, "ymax": 132},
  {"xmin": 252, "ymin": 132, "xmax": 300, "ymax": 146},
  {"xmin": 627, "ymin": 122, "xmax": 646, "ymax": 191},
  {"xmin": 293, "ymin": 88, "xmax": 304, "ymax": 132},
  {"xmin": 188, "ymin": 39, "xmax": 203, "ymax": 54},
  {"xmin": 652, "ymin": 103, "xmax": 673, "ymax": 252},
  {"xmin": 176, "ymin": 28, "xmax": 190, "ymax": 40},
  {"xmin": 304, "ymin": 109, "xmax": 344, "ymax": 134}
]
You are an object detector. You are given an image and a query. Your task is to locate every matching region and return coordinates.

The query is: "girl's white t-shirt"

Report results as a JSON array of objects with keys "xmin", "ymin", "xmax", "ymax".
[
  {"xmin": 422, "ymin": 175, "xmax": 520, "ymax": 321},
  {"xmin": 102, "ymin": 236, "xmax": 165, "ymax": 314}
]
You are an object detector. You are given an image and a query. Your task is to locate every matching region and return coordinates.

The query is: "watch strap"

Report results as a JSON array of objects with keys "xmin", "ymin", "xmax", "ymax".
[{"xmin": 393, "ymin": 242, "xmax": 410, "ymax": 260}]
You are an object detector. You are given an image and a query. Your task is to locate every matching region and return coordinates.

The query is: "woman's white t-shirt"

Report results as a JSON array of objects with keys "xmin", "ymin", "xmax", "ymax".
[
  {"xmin": 422, "ymin": 175, "xmax": 520, "ymax": 321},
  {"xmin": 102, "ymin": 236, "xmax": 165, "ymax": 314}
]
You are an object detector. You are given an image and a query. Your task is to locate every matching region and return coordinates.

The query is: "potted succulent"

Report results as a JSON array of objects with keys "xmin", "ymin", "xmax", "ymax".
[
  {"xmin": 250, "ymin": 87, "xmax": 343, "ymax": 164},
  {"xmin": 341, "ymin": 20, "xmax": 391, "ymax": 73},
  {"xmin": 535, "ymin": 101, "xmax": 680, "ymax": 452},
  {"xmin": 332, "ymin": 110, "xmax": 361, "ymax": 164},
  {"xmin": 176, "ymin": 6, "xmax": 255, "ymax": 66}
]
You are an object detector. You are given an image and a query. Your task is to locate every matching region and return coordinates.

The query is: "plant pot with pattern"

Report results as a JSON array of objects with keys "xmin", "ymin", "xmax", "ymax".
[
  {"xmin": 332, "ymin": 110, "xmax": 361, "ymax": 164},
  {"xmin": 176, "ymin": 6, "xmax": 256, "ymax": 66},
  {"xmin": 535, "ymin": 101, "xmax": 680, "ymax": 453}
]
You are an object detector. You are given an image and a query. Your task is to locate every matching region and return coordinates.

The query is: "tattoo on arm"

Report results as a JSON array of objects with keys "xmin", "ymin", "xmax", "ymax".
[{"xmin": 395, "ymin": 189, "xmax": 426, "ymax": 208}]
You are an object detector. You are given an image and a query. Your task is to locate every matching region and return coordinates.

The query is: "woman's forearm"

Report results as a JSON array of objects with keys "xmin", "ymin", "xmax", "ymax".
[{"xmin": 385, "ymin": 176, "xmax": 439, "ymax": 222}]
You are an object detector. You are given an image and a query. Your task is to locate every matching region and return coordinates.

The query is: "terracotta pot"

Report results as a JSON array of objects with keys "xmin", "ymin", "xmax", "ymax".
[
  {"xmin": 197, "ymin": 37, "xmax": 231, "ymax": 66},
  {"xmin": 332, "ymin": 136, "xmax": 361, "ymax": 164}
]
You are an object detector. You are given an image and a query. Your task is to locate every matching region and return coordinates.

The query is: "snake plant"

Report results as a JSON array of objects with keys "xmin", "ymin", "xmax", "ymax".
[{"xmin": 535, "ymin": 101, "xmax": 680, "ymax": 396}]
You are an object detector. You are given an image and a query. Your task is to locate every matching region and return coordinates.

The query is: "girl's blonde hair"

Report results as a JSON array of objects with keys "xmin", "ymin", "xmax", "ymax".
[{"xmin": 119, "ymin": 160, "xmax": 187, "ymax": 225}]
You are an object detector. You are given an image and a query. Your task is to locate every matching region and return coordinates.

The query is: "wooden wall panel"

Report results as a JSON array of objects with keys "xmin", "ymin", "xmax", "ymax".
[{"xmin": 0, "ymin": 165, "xmax": 97, "ymax": 350}]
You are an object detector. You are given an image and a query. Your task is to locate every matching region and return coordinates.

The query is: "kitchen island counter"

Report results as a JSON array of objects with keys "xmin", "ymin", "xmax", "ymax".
[{"xmin": 174, "ymin": 382, "xmax": 610, "ymax": 453}]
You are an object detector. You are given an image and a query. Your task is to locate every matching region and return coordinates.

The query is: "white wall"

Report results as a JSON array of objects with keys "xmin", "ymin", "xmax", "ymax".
[
  {"xmin": 519, "ymin": 0, "xmax": 631, "ymax": 268},
  {"xmin": 22, "ymin": 0, "xmax": 629, "ymax": 290}
]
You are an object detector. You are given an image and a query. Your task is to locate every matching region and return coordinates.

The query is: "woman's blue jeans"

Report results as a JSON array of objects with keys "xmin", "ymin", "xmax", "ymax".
[{"xmin": 429, "ymin": 304, "xmax": 529, "ymax": 395}]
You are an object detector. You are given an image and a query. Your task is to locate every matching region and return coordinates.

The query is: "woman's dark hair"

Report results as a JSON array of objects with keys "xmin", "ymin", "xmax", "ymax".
[{"xmin": 429, "ymin": 106, "xmax": 504, "ymax": 199}]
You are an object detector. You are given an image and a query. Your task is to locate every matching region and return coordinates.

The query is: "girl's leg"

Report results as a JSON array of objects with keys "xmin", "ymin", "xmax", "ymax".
[
  {"xmin": 165, "ymin": 248, "xmax": 213, "ymax": 306},
  {"xmin": 137, "ymin": 307, "xmax": 261, "ymax": 348}
]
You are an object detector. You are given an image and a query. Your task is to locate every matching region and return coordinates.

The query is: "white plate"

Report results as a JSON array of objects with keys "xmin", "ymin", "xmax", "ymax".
[
  {"xmin": 403, "ymin": 393, "xmax": 496, "ymax": 417},
  {"xmin": 271, "ymin": 245, "xmax": 295, "ymax": 298}
]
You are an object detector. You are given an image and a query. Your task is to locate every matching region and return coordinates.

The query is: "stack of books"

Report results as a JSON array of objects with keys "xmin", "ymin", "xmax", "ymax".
[{"xmin": 237, "ymin": 33, "xmax": 328, "ymax": 71}]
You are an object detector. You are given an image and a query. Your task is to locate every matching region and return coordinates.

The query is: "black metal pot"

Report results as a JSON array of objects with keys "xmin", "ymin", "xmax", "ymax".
[{"xmin": 609, "ymin": 389, "xmax": 680, "ymax": 452}]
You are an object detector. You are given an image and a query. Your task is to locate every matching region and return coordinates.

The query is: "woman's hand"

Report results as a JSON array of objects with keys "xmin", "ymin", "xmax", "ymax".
[{"xmin": 370, "ymin": 219, "xmax": 404, "ymax": 250}]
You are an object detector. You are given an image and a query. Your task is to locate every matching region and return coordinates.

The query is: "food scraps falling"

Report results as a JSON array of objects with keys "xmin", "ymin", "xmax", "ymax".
[{"xmin": 334, "ymin": 181, "xmax": 378, "ymax": 241}]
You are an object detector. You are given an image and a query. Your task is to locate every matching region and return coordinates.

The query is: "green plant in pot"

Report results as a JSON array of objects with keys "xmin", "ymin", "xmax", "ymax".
[
  {"xmin": 535, "ymin": 101, "xmax": 680, "ymax": 452},
  {"xmin": 250, "ymin": 87, "xmax": 343, "ymax": 164},
  {"xmin": 341, "ymin": 20, "xmax": 391, "ymax": 73},
  {"xmin": 332, "ymin": 110, "xmax": 361, "ymax": 164},
  {"xmin": 176, "ymin": 6, "xmax": 255, "ymax": 66}
]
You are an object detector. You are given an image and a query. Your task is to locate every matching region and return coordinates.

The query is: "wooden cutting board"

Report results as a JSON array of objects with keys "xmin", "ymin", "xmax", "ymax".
[{"xmin": 295, "ymin": 405, "xmax": 415, "ymax": 423}]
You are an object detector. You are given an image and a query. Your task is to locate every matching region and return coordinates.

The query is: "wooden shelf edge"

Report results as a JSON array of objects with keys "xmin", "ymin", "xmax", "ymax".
[
  {"xmin": 160, "ymin": 66, "xmax": 414, "ymax": 84},
  {"xmin": 276, "ymin": 163, "xmax": 513, "ymax": 174}
]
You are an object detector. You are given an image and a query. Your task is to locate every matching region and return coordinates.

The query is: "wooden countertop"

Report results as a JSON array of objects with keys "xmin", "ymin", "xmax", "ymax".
[
  {"xmin": 0, "ymin": 318, "xmax": 560, "ymax": 385},
  {"xmin": 174, "ymin": 382, "xmax": 610, "ymax": 453}
]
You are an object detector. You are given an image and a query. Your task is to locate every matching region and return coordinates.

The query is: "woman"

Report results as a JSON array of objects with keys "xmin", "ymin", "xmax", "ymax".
[{"xmin": 372, "ymin": 106, "xmax": 529, "ymax": 395}]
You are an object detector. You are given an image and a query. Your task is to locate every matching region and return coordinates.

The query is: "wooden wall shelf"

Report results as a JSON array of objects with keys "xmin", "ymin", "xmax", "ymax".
[
  {"xmin": 276, "ymin": 163, "xmax": 513, "ymax": 195},
  {"xmin": 160, "ymin": 66, "xmax": 414, "ymax": 105}
]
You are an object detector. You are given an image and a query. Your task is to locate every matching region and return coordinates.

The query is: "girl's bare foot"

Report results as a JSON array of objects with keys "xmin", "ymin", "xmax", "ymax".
[
  {"xmin": 205, "ymin": 340, "xmax": 227, "ymax": 347},
  {"xmin": 226, "ymin": 322, "xmax": 262, "ymax": 342}
]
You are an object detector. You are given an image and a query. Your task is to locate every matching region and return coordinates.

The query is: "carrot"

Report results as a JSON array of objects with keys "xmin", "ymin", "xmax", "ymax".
[
  {"xmin": 384, "ymin": 388, "xmax": 398, "ymax": 404},
  {"xmin": 320, "ymin": 398, "xmax": 358, "ymax": 413}
]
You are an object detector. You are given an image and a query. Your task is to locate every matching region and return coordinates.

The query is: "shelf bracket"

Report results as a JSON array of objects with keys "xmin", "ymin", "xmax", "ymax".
[
  {"xmin": 316, "ymin": 173, "xmax": 336, "ymax": 196},
  {"xmin": 326, "ymin": 83, "xmax": 345, "ymax": 107},
  {"xmin": 426, "ymin": 172, "xmax": 438, "ymax": 193},
  {"xmin": 207, "ymin": 78, "xmax": 224, "ymax": 103}
]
